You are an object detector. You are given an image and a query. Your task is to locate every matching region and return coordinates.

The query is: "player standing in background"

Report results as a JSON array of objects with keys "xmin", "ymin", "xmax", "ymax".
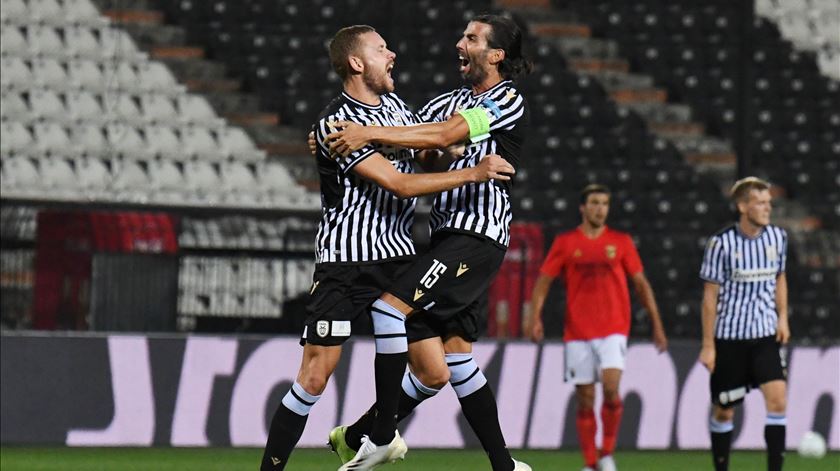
[
  {"xmin": 699, "ymin": 177, "xmax": 789, "ymax": 471},
  {"xmin": 259, "ymin": 24, "xmax": 514, "ymax": 471},
  {"xmin": 326, "ymin": 14, "xmax": 532, "ymax": 471},
  {"xmin": 525, "ymin": 184, "xmax": 668, "ymax": 471}
]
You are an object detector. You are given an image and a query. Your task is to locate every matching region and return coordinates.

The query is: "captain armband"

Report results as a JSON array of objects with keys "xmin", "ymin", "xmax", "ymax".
[{"xmin": 458, "ymin": 107, "xmax": 491, "ymax": 143}]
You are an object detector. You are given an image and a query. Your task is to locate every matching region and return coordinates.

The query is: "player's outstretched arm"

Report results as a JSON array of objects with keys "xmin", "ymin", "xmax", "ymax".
[
  {"xmin": 327, "ymin": 114, "xmax": 471, "ymax": 155},
  {"xmin": 775, "ymin": 272, "xmax": 790, "ymax": 344},
  {"xmin": 699, "ymin": 282, "xmax": 720, "ymax": 372},
  {"xmin": 525, "ymin": 274, "xmax": 554, "ymax": 343},
  {"xmin": 631, "ymin": 272, "xmax": 668, "ymax": 352},
  {"xmin": 352, "ymin": 152, "xmax": 514, "ymax": 199}
]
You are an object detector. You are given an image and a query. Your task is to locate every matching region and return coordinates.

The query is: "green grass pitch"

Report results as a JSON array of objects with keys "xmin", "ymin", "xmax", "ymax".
[{"xmin": 1, "ymin": 447, "xmax": 838, "ymax": 470}]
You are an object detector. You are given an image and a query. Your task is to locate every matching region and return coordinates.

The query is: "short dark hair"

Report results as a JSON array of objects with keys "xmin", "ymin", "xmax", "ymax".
[
  {"xmin": 580, "ymin": 183, "xmax": 611, "ymax": 204},
  {"xmin": 472, "ymin": 14, "xmax": 533, "ymax": 80},
  {"xmin": 329, "ymin": 25, "xmax": 375, "ymax": 80},
  {"xmin": 730, "ymin": 176, "xmax": 771, "ymax": 204}
]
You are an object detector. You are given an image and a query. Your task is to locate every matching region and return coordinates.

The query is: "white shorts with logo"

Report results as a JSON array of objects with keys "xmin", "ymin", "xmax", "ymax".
[{"xmin": 564, "ymin": 334, "xmax": 628, "ymax": 384}]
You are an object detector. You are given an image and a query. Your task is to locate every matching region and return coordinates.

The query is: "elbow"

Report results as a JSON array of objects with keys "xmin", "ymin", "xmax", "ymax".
[{"xmin": 388, "ymin": 180, "xmax": 415, "ymax": 199}]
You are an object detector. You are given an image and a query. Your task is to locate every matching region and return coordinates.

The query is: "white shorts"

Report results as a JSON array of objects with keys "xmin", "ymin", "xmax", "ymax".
[{"xmin": 564, "ymin": 334, "xmax": 628, "ymax": 384}]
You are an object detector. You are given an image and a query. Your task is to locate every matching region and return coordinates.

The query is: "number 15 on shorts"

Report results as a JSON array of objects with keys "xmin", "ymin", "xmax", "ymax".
[{"xmin": 420, "ymin": 259, "xmax": 447, "ymax": 289}]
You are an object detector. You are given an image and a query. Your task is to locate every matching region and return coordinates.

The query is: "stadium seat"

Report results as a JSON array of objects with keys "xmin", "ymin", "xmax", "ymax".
[
  {"xmin": 217, "ymin": 127, "xmax": 265, "ymax": 161},
  {"xmin": 105, "ymin": 122, "xmax": 149, "ymax": 159},
  {"xmin": 139, "ymin": 94, "xmax": 178, "ymax": 124},
  {"xmin": 32, "ymin": 121, "xmax": 72, "ymax": 153},
  {"xmin": 181, "ymin": 126, "xmax": 225, "ymax": 160},
  {"xmin": 143, "ymin": 125, "xmax": 182, "ymax": 158},
  {"xmin": 0, "ymin": 121, "xmax": 34, "ymax": 154},
  {"xmin": 111, "ymin": 158, "xmax": 150, "ymax": 192},
  {"xmin": 26, "ymin": 25, "xmax": 65, "ymax": 56},
  {"xmin": 28, "ymin": 89, "xmax": 66, "ymax": 121},
  {"xmin": 135, "ymin": 62, "xmax": 183, "ymax": 93},
  {"xmin": 75, "ymin": 155, "xmax": 112, "ymax": 191},
  {"xmin": 64, "ymin": 25, "xmax": 102, "ymax": 58},
  {"xmin": 70, "ymin": 123, "xmax": 109, "ymax": 155},
  {"xmin": 39, "ymin": 156, "xmax": 79, "ymax": 193},
  {"xmin": 67, "ymin": 59, "xmax": 105, "ymax": 91},
  {"xmin": 1, "ymin": 57, "xmax": 33, "ymax": 89},
  {"xmin": 30, "ymin": 57, "xmax": 71, "ymax": 91},
  {"xmin": 62, "ymin": 0, "xmax": 107, "ymax": 26},
  {"xmin": 177, "ymin": 94, "xmax": 224, "ymax": 126},
  {"xmin": 65, "ymin": 90, "xmax": 106, "ymax": 123},
  {"xmin": 1, "ymin": 156, "xmax": 40, "ymax": 189},
  {"xmin": 183, "ymin": 160, "xmax": 222, "ymax": 191},
  {"xmin": 0, "ymin": 91, "xmax": 32, "ymax": 122},
  {"xmin": 0, "ymin": 0, "xmax": 28, "ymax": 24},
  {"xmin": 28, "ymin": 0, "xmax": 64, "ymax": 24}
]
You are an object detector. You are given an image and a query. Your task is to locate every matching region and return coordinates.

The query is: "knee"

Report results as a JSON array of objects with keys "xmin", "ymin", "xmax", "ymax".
[
  {"xmin": 415, "ymin": 366, "xmax": 450, "ymax": 389},
  {"xmin": 713, "ymin": 406, "xmax": 735, "ymax": 423},
  {"xmin": 766, "ymin": 395, "xmax": 786, "ymax": 414},
  {"xmin": 603, "ymin": 387, "xmax": 621, "ymax": 403},
  {"xmin": 577, "ymin": 392, "xmax": 596, "ymax": 411},
  {"xmin": 298, "ymin": 371, "xmax": 329, "ymax": 396}
]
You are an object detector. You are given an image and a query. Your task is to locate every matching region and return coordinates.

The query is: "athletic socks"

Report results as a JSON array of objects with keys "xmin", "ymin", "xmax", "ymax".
[
  {"xmin": 260, "ymin": 382, "xmax": 321, "ymax": 470},
  {"xmin": 448, "ymin": 353, "xmax": 513, "ymax": 471},
  {"xmin": 369, "ymin": 299, "xmax": 408, "ymax": 446},
  {"xmin": 576, "ymin": 408, "xmax": 598, "ymax": 468},
  {"xmin": 765, "ymin": 414, "xmax": 786, "ymax": 471},
  {"xmin": 345, "ymin": 371, "xmax": 439, "ymax": 450},
  {"xmin": 709, "ymin": 417, "xmax": 734, "ymax": 471},
  {"xmin": 600, "ymin": 398, "xmax": 623, "ymax": 457}
]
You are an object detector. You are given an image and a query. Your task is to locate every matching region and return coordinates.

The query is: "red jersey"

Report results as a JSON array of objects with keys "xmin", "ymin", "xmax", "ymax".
[{"xmin": 539, "ymin": 227, "xmax": 643, "ymax": 341}]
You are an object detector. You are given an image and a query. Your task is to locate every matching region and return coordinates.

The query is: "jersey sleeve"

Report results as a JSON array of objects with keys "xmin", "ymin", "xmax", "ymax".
[
  {"xmin": 621, "ymin": 234, "xmax": 644, "ymax": 276},
  {"xmin": 416, "ymin": 91, "xmax": 453, "ymax": 124},
  {"xmin": 778, "ymin": 228, "xmax": 788, "ymax": 274},
  {"xmin": 486, "ymin": 86, "xmax": 527, "ymax": 133},
  {"xmin": 314, "ymin": 114, "xmax": 377, "ymax": 173},
  {"xmin": 699, "ymin": 235, "xmax": 728, "ymax": 284},
  {"xmin": 539, "ymin": 235, "xmax": 566, "ymax": 277}
]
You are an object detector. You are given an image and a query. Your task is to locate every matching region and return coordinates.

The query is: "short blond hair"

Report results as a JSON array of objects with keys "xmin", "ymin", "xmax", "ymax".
[{"xmin": 730, "ymin": 176, "xmax": 770, "ymax": 203}]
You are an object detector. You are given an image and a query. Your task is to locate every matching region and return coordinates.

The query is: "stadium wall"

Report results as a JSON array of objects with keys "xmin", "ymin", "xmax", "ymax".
[{"xmin": 1, "ymin": 333, "xmax": 837, "ymax": 450}]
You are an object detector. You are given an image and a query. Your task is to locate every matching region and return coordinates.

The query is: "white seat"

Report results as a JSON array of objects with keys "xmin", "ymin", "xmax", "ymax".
[
  {"xmin": 256, "ymin": 161, "xmax": 299, "ymax": 192},
  {"xmin": 31, "ymin": 57, "xmax": 71, "ymax": 91},
  {"xmin": 65, "ymin": 90, "xmax": 106, "ymax": 123},
  {"xmin": 106, "ymin": 122, "xmax": 149, "ymax": 158},
  {"xmin": 218, "ymin": 128, "xmax": 266, "ymax": 161},
  {"xmin": 181, "ymin": 126, "xmax": 225, "ymax": 160},
  {"xmin": 0, "ymin": 26, "xmax": 28, "ymax": 56},
  {"xmin": 0, "ymin": 0, "xmax": 28, "ymax": 24},
  {"xmin": 183, "ymin": 160, "xmax": 221, "ymax": 190},
  {"xmin": 2, "ymin": 156, "xmax": 40, "ymax": 188},
  {"xmin": 67, "ymin": 59, "xmax": 105, "ymax": 91},
  {"xmin": 111, "ymin": 158, "xmax": 150, "ymax": 190},
  {"xmin": 39, "ymin": 156, "xmax": 79, "ymax": 191},
  {"xmin": 75, "ymin": 155, "xmax": 111, "ymax": 189},
  {"xmin": 29, "ymin": 89, "xmax": 67, "ymax": 121},
  {"xmin": 64, "ymin": 25, "xmax": 103, "ymax": 59},
  {"xmin": 33, "ymin": 121, "xmax": 72, "ymax": 153},
  {"xmin": 0, "ymin": 57, "xmax": 32, "ymax": 89},
  {"xmin": 177, "ymin": 94, "xmax": 223, "ymax": 125},
  {"xmin": 140, "ymin": 94, "xmax": 178, "ymax": 123},
  {"xmin": 100, "ymin": 62, "xmax": 142, "ymax": 92},
  {"xmin": 27, "ymin": 25, "xmax": 65, "ymax": 56},
  {"xmin": 0, "ymin": 121, "xmax": 33, "ymax": 154},
  {"xmin": 0, "ymin": 91, "xmax": 32, "ymax": 121},
  {"xmin": 148, "ymin": 159, "xmax": 185, "ymax": 191},
  {"xmin": 143, "ymin": 125, "xmax": 182, "ymax": 157},
  {"xmin": 103, "ymin": 93, "xmax": 144, "ymax": 124},
  {"xmin": 71, "ymin": 123, "xmax": 109, "ymax": 154},
  {"xmin": 818, "ymin": 50, "xmax": 840, "ymax": 80},
  {"xmin": 136, "ymin": 62, "xmax": 183, "ymax": 93},
  {"xmin": 98, "ymin": 27, "xmax": 145, "ymax": 60},
  {"xmin": 63, "ymin": 0, "xmax": 107, "ymax": 26},
  {"xmin": 29, "ymin": 0, "xmax": 65, "ymax": 24},
  {"xmin": 222, "ymin": 161, "xmax": 258, "ymax": 190}
]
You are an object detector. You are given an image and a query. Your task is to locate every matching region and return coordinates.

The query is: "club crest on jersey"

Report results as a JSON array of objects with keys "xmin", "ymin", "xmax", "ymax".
[
  {"xmin": 766, "ymin": 245, "xmax": 778, "ymax": 261},
  {"xmin": 573, "ymin": 249, "xmax": 583, "ymax": 258},
  {"xmin": 605, "ymin": 245, "xmax": 617, "ymax": 259},
  {"xmin": 316, "ymin": 321, "xmax": 329, "ymax": 338}
]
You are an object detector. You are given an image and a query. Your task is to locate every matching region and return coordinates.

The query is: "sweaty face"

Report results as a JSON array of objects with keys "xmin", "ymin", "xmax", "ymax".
[
  {"xmin": 581, "ymin": 193, "xmax": 610, "ymax": 227},
  {"xmin": 740, "ymin": 189, "xmax": 772, "ymax": 227},
  {"xmin": 357, "ymin": 32, "xmax": 396, "ymax": 94},
  {"xmin": 456, "ymin": 21, "xmax": 494, "ymax": 85}
]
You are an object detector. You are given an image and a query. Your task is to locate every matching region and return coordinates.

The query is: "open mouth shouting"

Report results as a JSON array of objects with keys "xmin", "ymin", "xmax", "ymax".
[
  {"xmin": 386, "ymin": 62, "xmax": 394, "ymax": 79},
  {"xmin": 458, "ymin": 53, "xmax": 470, "ymax": 74}
]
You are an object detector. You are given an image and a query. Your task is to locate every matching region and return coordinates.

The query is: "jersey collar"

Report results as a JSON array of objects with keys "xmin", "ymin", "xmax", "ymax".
[
  {"xmin": 470, "ymin": 79, "xmax": 513, "ymax": 98},
  {"xmin": 342, "ymin": 92, "xmax": 383, "ymax": 110}
]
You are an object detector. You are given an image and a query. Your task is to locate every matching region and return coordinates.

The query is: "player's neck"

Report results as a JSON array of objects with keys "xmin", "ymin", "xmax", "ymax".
[
  {"xmin": 343, "ymin": 80, "xmax": 382, "ymax": 107},
  {"xmin": 579, "ymin": 223, "xmax": 606, "ymax": 239},
  {"xmin": 471, "ymin": 71, "xmax": 504, "ymax": 95},
  {"xmin": 737, "ymin": 217, "xmax": 765, "ymax": 239}
]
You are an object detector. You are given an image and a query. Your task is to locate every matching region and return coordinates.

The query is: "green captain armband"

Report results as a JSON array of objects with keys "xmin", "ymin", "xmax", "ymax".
[{"xmin": 458, "ymin": 107, "xmax": 491, "ymax": 143}]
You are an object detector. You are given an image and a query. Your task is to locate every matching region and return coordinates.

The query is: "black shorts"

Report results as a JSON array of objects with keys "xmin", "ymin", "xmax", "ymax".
[
  {"xmin": 302, "ymin": 260, "xmax": 413, "ymax": 346},
  {"xmin": 389, "ymin": 232, "xmax": 505, "ymax": 343},
  {"xmin": 710, "ymin": 336, "xmax": 787, "ymax": 407}
]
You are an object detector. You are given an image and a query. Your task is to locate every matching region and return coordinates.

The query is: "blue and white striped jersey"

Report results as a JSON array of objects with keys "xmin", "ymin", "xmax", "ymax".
[
  {"xmin": 313, "ymin": 92, "xmax": 417, "ymax": 264},
  {"xmin": 699, "ymin": 224, "xmax": 788, "ymax": 340},
  {"xmin": 416, "ymin": 80, "xmax": 528, "ymax": 248}
]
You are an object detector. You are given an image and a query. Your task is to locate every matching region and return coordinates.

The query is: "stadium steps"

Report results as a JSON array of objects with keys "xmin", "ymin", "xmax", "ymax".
[{"xmin": 106, "ymin": 5, "xmax": 313, "ymax": 165}]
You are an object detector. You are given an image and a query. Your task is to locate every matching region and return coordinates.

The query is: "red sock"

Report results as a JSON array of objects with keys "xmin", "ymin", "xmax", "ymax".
[
  {"xmin": 576, "ymin": 408, "xmax": 598, "ymax": 467},
  {"xmin": 601, "ymin": 398, "xmax": 623, "ymax": 457}
]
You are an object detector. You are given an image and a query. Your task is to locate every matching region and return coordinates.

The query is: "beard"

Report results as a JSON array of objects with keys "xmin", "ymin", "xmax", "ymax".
[
  {"xmin": 362, "ymin": 68, "xmax": 393, "ymax": 95},
  {"xmin": 461, "ymin": 51, "xmax": 489, "ymax": 85}
]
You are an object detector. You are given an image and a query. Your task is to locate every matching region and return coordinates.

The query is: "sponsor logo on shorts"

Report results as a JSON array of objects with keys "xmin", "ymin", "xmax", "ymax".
[
  {"xmin": 310, "ymin": 281, "xmax": 320, "ymax": 295},
  {"xmin": 413, "ymin": 288, "xmax": 425, "ymax": 301},
  {"xmin": 420, "ymin": 259, "xmax": 447, "ymax": 289},
  {"xmin": 316, "ymin": 321, "xmax": 329, "ymax": 338},
  {"xmin": 271, "ymin": 457, "xmax": 281, "ymax": 466},
  {"xmin": 457, "ymin": 263, "xmax": 469, "ymax": 277},
  {"xmin": 331, "ymin": 320, "xmax": 351, "ymax": 337}
]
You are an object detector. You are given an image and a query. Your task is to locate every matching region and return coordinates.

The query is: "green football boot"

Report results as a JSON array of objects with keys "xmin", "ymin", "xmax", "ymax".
[{"xmin": 328, "ymin": 425, "xmax": 357, "ymax": 464}]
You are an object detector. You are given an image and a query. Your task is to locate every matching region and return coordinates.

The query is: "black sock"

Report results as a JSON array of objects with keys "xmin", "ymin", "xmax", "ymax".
[
  {"xmin": 346, "ymin": 390, "xmax": 422, "ymax": 451},
  {"xmin": 260, "ymin": 404, "xmax": 308, "ymax": 470},
  {"xmin": 458, "ymin": 383, "xmax": 513, "ymax": 471},
  {"xmin": 369, "ymin": 351, "xmax": 408, "ymax": 445},
  {"xmin": 765, "ymin": 424, "xmax": 785, "ymax": 471},
  {"xmin": 711, "ymin": 431, "xmax": 732, "ymax": 471}
]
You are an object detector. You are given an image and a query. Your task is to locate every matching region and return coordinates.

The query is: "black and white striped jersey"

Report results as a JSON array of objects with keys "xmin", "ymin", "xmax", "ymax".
[
  {"xmin": 699, "ymin": 224, "xmax": 788, "ymax": 340},
  {"xmin": 416, "ymin": 80, "xmax": 528, "ymax": 248},
  {"xmin": 313, "ymin": 92, "xmax": 417, "ymax": 264}
]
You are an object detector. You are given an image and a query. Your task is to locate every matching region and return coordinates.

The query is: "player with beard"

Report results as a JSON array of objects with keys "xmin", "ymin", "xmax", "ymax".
[
  {"xmin": 258, "ymin": 25, "xmax": 514, "ymax": 471},
  {"xmin": 526, "ymin": 184, "xmax": 668, "ymax": 471},
  {"xmin": 326, "ymin": 14, "xmax": 532, "ymax": 471}
]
